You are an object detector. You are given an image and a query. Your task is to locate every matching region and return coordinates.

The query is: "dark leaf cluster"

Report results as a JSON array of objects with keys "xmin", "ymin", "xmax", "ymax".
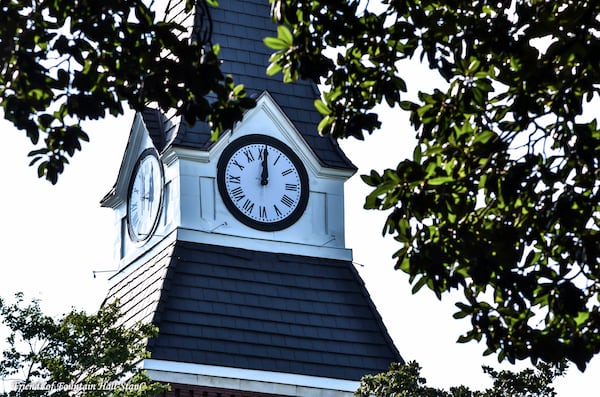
[
  {"xmin": 0, "ymin": 0, "xmax": 254, "ymax": 183},
  {"xmin": 355, "ymin": 360, "xmax": 566, "ymax": 397},
  {"xmin": 267, "ymin": 0, "xmax": 600, "ymax": 370}
]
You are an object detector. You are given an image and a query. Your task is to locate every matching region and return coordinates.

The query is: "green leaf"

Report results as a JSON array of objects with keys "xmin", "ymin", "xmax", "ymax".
[
  {"xmin": 266, "ymin": 60, "xmax": 282, "ymax": 76},
  {"xmin": 314, "ymin": 99, "xmax": 330, "ymax": 115},
  {"xmin": 277, "ymin": 25, "xmax": 293, "ymax": 45},
  {"xmin": 473, "ymin": 130, "xmax": 496, "ymax": 144},
  {"xmin": 413, "ymin": 144, "xmax": 422, "ymax": 163},
  {"xmin": 411, "ymin": 276, "xmax": 428, "ymax": 294},
  {"xmin": 317, "ymin": 115, "xmax": 333, "ymax": 133},
  {"xmin": 427, "ymin": 176, "xmax": 453, "ymax": 185},
  {"xmin": 264, "ymin": 37, "xmax": 289, "ymax": 51},
  {"xmin": 467, "ymin": 58, "xmax": 481, "ymax": 74},
  {"xmin": 453, "ymin": 310, "xmax": 469, "ymax": 319}
]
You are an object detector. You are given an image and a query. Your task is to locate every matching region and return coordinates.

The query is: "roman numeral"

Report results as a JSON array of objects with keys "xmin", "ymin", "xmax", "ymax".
[
  {"xmin": 285, "ymin": 183, "xmax": 298, "ymax": 191},
  {"xmin": 258, "ymin": 147, "xmax": 265, "ymax": 160},
  {"xmin": 281, "ymin": 168, "xmax": 293, "ymax": 176},
  {"xmin": 243, "ymin": 149, "xmax": 255, "ymax": 162},
  {"xmin": 232, "ymin": 160, "xmax": 245, "ymax": 171},
  {"xmin": 273, "ymin": 204, "xmax": 282, "ymax": 217},
  {"xmin": 227, "ymin": 175, "xmax": 241, "ymax": 184},
  {"xmin": 281, "ymin": 195, "xmax": 294, "ymax": 208},
  {"xmin": 242, "ymin": 199, "xmax": 254, "ymax": 214},
  {"xmin": 259, "ymin": 206, "xmax": 267, "ymax": 219},
  {"xmin": 273, "ymin": 154, "xmax": 281, "ymax": 165},
  {"xmin": 231, "ymin": 187, "xmax": 245, "ymax": 201}
]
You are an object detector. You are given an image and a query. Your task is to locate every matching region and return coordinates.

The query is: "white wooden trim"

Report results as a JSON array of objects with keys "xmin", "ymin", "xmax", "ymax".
[
  {"xmin": 142, "ymin": 359, "xmax": 358, "ymax": 397},
  {"xmin": 176, "ymin": 227, "xmax": 353, "ymax": 261}
]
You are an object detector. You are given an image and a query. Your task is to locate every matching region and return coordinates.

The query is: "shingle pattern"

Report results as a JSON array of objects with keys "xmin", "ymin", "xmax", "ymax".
[
  {"xmin": 104, "ymin": 242, "xmax": 175, "ymax": 326},
  {"xmin": 106, "ymin": 241, "xmax": 402, "ymax": 381},
  {"xmin": 141, "ymin": 108, "xmax": 172, "ymax": 153},
  {"xmin": 146, "ymin": 0, "xmax": 355, "ymax": 170}
]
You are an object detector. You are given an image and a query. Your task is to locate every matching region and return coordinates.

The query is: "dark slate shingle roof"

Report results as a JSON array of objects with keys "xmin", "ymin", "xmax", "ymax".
[
  {"xmin": 106, "ymin": 241, "xmax": 402, "ymax": 381},
  {"xmin": 144, "ymin": 0, "xmax": 355, "ymax": 171}
]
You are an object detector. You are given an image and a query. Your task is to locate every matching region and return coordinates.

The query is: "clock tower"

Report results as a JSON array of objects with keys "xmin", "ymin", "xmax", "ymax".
[{"xmin": 101, "ymin": 2, "xmax": 402, "ymax": 396}]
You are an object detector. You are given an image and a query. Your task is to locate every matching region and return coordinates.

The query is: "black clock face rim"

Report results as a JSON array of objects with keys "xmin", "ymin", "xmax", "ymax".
[
  {"xmin": 126, "ymin": 148, "xmax": 164, "ymax": 243},
  {"xmin": 217, "ymin": 134, "xmax": 309, "ymax": 232}
]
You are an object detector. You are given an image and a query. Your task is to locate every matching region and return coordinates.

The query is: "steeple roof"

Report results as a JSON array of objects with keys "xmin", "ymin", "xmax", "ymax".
[
  {"xmin": 103, "ymin": 1, "xmax": 402, "ymax": 391},
  {"xmin": 105, "ymin": 240, "xmax": 402, "ymax": 381}
]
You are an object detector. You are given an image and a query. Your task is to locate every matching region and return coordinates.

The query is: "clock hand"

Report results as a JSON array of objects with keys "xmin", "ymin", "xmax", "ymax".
[
  {"xmin": 261, "ymin": 145, "xmax": 269, "ymax": 185},
  {"xmin": 142, "ymin": 175, "xmax": 148, "ymax": 215},
  {"xmin": 148, "ymin": 170, "xmax": 154, "ymax": 203}
]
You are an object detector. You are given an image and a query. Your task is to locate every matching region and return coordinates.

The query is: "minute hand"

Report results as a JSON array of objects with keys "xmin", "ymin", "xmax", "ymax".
[{"xmin": 260, "ymin": 145, "xmax": 269, "ymax": 185}]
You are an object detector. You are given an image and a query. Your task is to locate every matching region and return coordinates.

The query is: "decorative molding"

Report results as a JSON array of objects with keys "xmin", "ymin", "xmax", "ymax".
[
  {"xmin": 142, "ymin": 359, "xmax": 358, "ymax": 397},
  {"xmin": 232, "ymin": 92, "xmax": 355, "ymax": 181},
  {"xmin": 176, "ymin": 227, "xmax": 352, "ymax": 261},
  {"xmin": 249, "ymin": 93, "xmax": 321, "ymax": 175},
  {"xmin": 101, "ymin": 113, "xmax": 154, "ymax": 208}
]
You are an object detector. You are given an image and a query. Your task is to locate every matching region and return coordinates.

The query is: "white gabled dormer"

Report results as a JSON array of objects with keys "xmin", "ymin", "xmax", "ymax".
[
  {"xmin": 100, "ymin": 112, "xmax": 176, "ymax": 268},
  {"xmin": 167, "ymin": 92, "xmax": 355, "ymax": 259},
  {"xmin": 102, "ymin": 92, "xmax": 356, "ymax": 271}
]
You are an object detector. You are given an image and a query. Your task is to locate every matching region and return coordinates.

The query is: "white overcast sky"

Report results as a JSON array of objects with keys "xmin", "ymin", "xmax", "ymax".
[{"xmin": 1, "ymin": 59, "xmax": 598, "ymax": 394}]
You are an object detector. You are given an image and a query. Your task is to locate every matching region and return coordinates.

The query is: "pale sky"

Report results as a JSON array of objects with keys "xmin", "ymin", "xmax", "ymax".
[{"xmin": 1, "ymin": 65, "xmax": 598, "ymax": 394}]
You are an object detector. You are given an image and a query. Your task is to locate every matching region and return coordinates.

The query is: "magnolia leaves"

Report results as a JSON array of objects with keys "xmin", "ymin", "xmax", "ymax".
[
  {"xmin": 356, "ymin": 361, "xmax": 566, "ymax": 397},
  {"xmin": 266, "ymin": 0, "xmax": 600, "ymax": 370},
  {"xmin": 0, "ymin": 1, "xmax": 253, "ymax": 183}
]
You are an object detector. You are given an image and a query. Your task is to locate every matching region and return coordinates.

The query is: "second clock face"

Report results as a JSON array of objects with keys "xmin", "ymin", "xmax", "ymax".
[
  {"xmin": 217, "ymin": 135, "xmax": 309, "ymax": 231},
  {"xmin": 127, "ymin": 148, "xmax": 164, "ymax": 242}
]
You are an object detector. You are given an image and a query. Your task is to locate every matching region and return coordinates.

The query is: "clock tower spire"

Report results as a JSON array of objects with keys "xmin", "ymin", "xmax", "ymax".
[{"xmin": 101, "ymin": 2, "xmax": 402, "ymax": 396}]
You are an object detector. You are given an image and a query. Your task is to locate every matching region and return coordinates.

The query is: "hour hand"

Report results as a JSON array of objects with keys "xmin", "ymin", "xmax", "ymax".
[{"xmin": 260, "ymin": 145, "xmax": 269, "ymax": 185}]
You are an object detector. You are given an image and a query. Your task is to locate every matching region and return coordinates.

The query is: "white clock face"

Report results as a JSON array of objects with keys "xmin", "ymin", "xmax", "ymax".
[
  {"xmin": 217, "ymin": 135, "xmax": 309, "ymax": 231},
  {"xmin": 127, "ymin": 149, "xmax": 164, "ymax": 242}
]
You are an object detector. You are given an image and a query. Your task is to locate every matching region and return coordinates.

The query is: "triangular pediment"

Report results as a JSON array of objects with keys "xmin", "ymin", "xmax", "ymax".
[
  {"xmin": 100, "ymin": 113, "xmax": 166, "ymax": 209},
  {"xmin": 232, "ymin": 91, "xmax": 356, "ymax": 180},
  {"xmin": 166, "ymin": 91, "xmax": 354, "ymax": 181}
]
